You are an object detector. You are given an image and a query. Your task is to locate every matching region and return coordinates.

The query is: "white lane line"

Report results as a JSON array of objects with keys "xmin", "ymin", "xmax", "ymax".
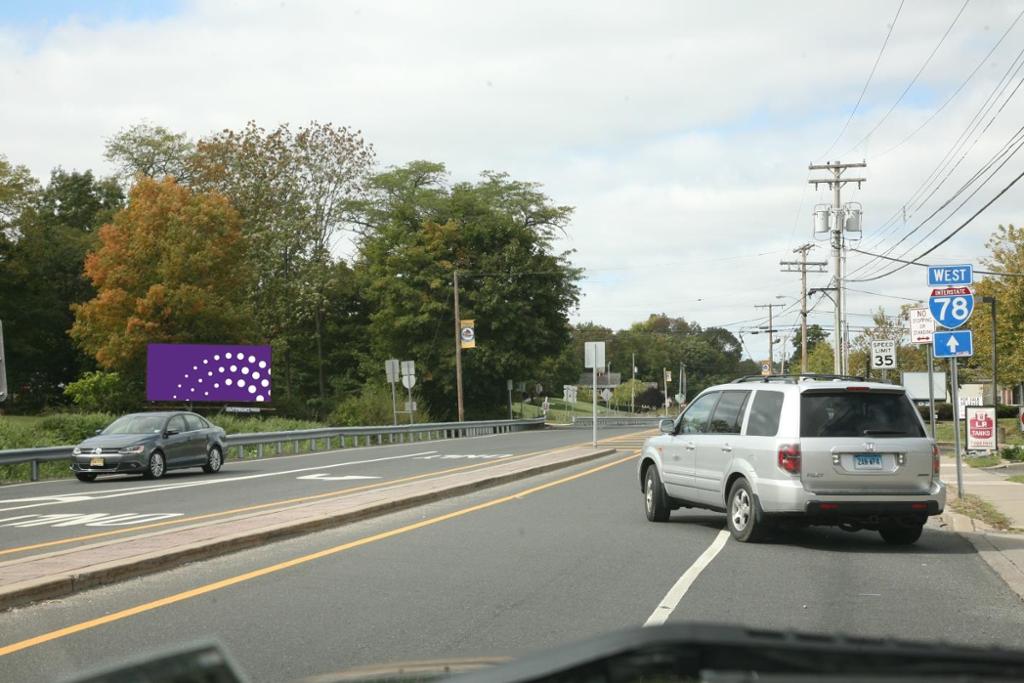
[
  {"xmin": 0, "ymin": 451, "xmax": 437, "ymax": 513},
  {"xmin": 643, "ymin": 530, "xmax": 730, "ymax": 627}
]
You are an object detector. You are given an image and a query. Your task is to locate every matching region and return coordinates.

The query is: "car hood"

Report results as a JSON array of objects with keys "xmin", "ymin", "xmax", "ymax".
[{"xmin": 76, "ymin": 434, "xmax": 157, "ymax": 450}]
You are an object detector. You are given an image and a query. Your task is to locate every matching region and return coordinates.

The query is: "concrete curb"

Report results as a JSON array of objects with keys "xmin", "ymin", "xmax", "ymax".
[
  {"xmin": 0, "ymin": 446, "xmax": 619, "ymax": 612},
  {"xmin": 940, "ymin": 506, "xmax": 1024, "ymax": 603}
]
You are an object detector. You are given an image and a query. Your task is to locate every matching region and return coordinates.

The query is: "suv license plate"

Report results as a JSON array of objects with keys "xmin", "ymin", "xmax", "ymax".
[
  {"xmin": 854, "ymin": 454, "xmax": 882, "ymax": 470},
  {"xmin": 89, "ymin": 457, "xmax": 104, "ymax": 467}
]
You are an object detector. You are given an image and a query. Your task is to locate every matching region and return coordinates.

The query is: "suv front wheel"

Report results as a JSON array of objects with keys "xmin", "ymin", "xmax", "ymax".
[
  {"xmin": 644, "ymin": 466, "xmax": 670, "ymax": 522},
  {"xmin": 727, "ymin": 479, "xmax": 767, "ymax": 542}
]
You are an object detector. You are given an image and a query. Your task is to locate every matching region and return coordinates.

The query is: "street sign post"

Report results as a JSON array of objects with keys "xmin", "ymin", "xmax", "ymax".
[
  {"xmin": 928, "ymin": 268, "xmax": 975, "ymax": 500},
  {"xmin": 400, "ymin": 360, "xmax": 416, "ymax": 425},
  {"xmin": 870, "ymin": 340, "xmax": 896, "ymax": 371},
  {"xmin": 385, "ymin": 358, "xmax": 400, "ymax": 425},
  {"xmin": 0, "ymin": 320, "xmax": 7, "ymax": 403},
  {"xmin": 584, "ymin": 342, "xmax": 606, "ymax": 446}
]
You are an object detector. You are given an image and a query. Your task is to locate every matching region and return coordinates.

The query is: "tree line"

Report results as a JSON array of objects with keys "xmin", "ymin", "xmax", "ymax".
[{"xmin": 18, "ymin": 120, "xmax": 975, "ymax": 423}]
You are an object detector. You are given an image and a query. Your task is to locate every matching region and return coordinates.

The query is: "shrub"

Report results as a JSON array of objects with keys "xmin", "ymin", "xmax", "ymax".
[
  {"xmin": 329, "ymin": 383, "xmax": 431, "ymax": 427},
  {"xmin": 64, "ymin": 372, "xmax": 139, "ymax": 413},
  {"xmin": 1001, "ymin": 444, "xmax": 1024, "ymax": 462},
  {"xmin": 36, "ymin": 413, "xmax": 114, "ymax": 443},
  {"xmin": 996, "ymin": 403, "xmax": 1018, "ymax": 419}
]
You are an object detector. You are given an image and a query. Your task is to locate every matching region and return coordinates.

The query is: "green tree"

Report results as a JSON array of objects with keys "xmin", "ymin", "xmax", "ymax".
[
  {"xmin": 191, "ymin": 121, "xmax": 375, "ymax": 408},
  {"xmin": 0, "ymin": 167, "xmax": 124, "ymax": 409},
  {"xmin": 968, "ymin": 224, "xmax": 1024, "ymax": 390},
  {"xmin": 354, "ymin": 162, "xmax": 580, "ymax": 419},
  {"xmin": 104, "ymin": 122, "xmax": 196, "ymax": 184},
  {"xmin": 70, "ymin": 177, "xmax": 255, "ymax": 392}
]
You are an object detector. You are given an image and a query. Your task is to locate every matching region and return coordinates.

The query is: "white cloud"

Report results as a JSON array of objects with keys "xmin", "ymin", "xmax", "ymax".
[{"xmin": 2, "ymin": 0, "xmax": 1023, "ymax": 358}]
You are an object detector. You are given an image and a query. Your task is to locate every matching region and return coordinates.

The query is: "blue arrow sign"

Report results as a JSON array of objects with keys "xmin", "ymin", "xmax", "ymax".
[
  {"xmin": 927, "ymin": 264, "xmax": 973, "ymax": 287},
  {"xmin": 929, "ymin": 286, "xmax": 974, "ymax": 329},
  {"xmin": 933, "ymin": 330, "xmax": 973, "ymax": 358}
]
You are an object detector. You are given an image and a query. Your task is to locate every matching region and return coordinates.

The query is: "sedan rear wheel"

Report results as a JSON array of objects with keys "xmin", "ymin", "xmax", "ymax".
[
  {"xmin": 143, "ymin": 451, "xmax": 166, "ymax": 480},
  {"xmin": 203, "ymin": 446, "xmax": 223, "ymax": 474}
]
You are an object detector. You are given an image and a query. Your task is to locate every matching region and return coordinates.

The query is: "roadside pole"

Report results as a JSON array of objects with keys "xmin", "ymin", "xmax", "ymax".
[
  {"xmin": 631, "ymin": 352, "xmax": 636, "ymax": 414},
  {"xmin": 507, "ymin": 379, "xmax": 513, "ymax": 420},
  {"xmin": 926, "ymin": 350, "xmax": 936, "ymax": 440},
  {"xmin": 592, "ymin": 364, "xmax": 597, "ymax": 445},
  {"xmin": 453, "ymin": 270, "xmax": 465, "ymax": 422},
  {"xmin": 584, "ymin": 342, "xmax": 605, "ymax": 447},
  {"xmin": 951, "ymin": 358, "xmax": 964, "ymax": 499}
]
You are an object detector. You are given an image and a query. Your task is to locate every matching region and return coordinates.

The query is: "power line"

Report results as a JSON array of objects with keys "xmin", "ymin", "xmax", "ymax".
[
  {"xmin": 849, "ymin": 247, "xmax": 1024, "ymax": 277},
  {"xmin": 849, "ymin": 166, "xmax": 1024, "ymax": 282},
  {"xmin": 841, "ymin": 0, "xmax": 971, "ymax": 157},
  {"xmin": 873, "ymin": 6, "xmax": 1024, "ymax": 159},
  {"xmin": 817, "ymin": 0, "xmax": 905, "ymax": 160}
]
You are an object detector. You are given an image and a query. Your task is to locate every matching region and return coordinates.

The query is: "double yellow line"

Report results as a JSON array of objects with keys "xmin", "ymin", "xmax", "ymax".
[
  {"xmin": 0, "ymin": 449, "xmax": 640, "ymax": 657},
  {"xmin": 0, "ymin": 439, "xmax": 614, "ymax": 560}
]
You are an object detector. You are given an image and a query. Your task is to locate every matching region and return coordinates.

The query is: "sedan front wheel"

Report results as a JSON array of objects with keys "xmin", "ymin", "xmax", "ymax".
[{"xmin": 143, "ymin": 451, "xmax": 166, "ymax": 480}]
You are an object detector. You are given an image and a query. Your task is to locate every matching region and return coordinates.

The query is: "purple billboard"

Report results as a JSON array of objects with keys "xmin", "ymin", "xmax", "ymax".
[{"xmin": 147, "ymin": 344, "xmax": 272, "ymax": 403}]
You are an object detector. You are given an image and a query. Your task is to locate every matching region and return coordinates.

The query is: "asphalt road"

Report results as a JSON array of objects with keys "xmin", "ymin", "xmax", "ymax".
[
  {"xmin": 1, "ymin": 444, "xmax": 1023, "ymax": 683},
  {"xmin": 0, "ymin": 426, "xmax": 645, "ymax": 558}
]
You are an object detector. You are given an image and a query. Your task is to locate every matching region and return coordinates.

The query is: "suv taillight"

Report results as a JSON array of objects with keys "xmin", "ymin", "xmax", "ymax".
[
  {"xmin": 932, "ymin": 443, "xmax": 940, "ymax": 475},
  {"xmin": 778, "ymin": 444, "xmax": 801, "ymax": 475}
]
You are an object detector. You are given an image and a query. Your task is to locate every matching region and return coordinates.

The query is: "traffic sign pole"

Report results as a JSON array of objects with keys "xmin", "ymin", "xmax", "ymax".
[
  {"xmin": 926, "ymin": 350, "xmax": 936, "ymax": 440},
  {"xmin": 951, "ymin": 358, "xmax": 964, "ymax": 500}
]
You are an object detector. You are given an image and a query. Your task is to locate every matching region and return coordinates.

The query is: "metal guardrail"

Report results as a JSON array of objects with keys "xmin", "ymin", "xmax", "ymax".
[
  {"xmin": 0, "ymin": 417, "xmax": 547, "ymax": 482},
  {"xmin": 571, "ymin": 416, "xmax": 665, "ymax": 427}
]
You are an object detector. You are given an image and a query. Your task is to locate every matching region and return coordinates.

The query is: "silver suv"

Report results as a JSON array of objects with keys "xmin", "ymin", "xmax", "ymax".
[{"xmin": 637, "ymin": 374, "xmax": 945, "ymax": 545}]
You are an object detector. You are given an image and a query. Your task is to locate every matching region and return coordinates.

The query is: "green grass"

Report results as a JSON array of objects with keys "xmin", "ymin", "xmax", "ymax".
[
  {"xmin": 950, "ymin": 493, "xmax": 1015, "ymax": 531},
  {"xmin": 965, "ymin": 455, "xmax": 1003, "ymax": 468},
  {"xmin": 1008, "ymin": 475, "xmax": 1024, "ymax": 485},
  {"xmin": 932, "ymin": 418, "xmax": 1024, "ymax": 445}
]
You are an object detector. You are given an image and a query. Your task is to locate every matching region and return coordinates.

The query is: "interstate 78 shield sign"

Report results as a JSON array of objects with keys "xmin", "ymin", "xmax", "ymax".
[{"xmin": 928, "ymin": 286, "xmax": 974, "ymax": 329}]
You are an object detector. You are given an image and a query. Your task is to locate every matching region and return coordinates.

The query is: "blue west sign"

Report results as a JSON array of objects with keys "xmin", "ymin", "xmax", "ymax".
[{"xmin": 927, "ymin": 264, "xmax": 973, "ymax": 287}]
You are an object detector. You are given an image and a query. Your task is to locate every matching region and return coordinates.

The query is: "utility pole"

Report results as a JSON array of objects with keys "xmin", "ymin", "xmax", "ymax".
[
  {"xmin": 754, "ymin": 303, "xmax": 784, "ymax": 373},
  {"xmin": 809, "ymin": 161, "xmax": 866, "ymax": 375},
  {"xmin": 781, "ymin": 244, "xmax": 827, "ymax": 373},
  {"xmin": 630, "ymin": 352, "xmax": 636, "ymax": 414},
  {"xmin": 453, "ymin": 270, "xmax": 465, "ymax": 422}
]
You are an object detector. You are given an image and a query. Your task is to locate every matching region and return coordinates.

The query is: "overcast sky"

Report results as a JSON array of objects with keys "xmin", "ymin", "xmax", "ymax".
[{"xmin": 3, "ymin": 0, "xmax": 1023, "ymax": 361}]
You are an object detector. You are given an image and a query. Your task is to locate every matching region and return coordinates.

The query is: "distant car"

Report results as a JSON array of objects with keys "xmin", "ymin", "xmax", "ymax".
[
  {"xmin": 638, "ymin": 374, "xmax": 945, "ymax": 545},
  {"xmin": 71, "ymin": 411, "xmax": 227, "ymax": 482}
]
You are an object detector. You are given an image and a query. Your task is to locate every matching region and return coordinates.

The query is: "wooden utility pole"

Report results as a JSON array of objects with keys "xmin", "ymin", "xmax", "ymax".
[{"xmin": 781, "ymin": 245, "xmax": 827, "ymax": 373}]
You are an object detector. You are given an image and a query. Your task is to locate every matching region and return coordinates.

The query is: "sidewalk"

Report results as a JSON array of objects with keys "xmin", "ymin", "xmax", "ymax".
[{"xmin": 939, "ymin": 457, "xmax": 1024, "ymax": 603}]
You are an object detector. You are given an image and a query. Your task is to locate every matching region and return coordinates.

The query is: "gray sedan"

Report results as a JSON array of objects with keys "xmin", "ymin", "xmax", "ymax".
[{"xmin": 71, "ymin": 411, "xmax": 227, "ymax": 482}]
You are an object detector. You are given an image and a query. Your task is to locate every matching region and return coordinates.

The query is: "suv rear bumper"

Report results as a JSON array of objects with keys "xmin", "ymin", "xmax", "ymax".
[{"xmin": 757, "ymin": 478, "xmax": 945, "ymax": 520}]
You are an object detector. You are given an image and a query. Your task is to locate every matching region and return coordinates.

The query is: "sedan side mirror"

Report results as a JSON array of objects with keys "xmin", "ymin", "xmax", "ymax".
[
  {"xmin": 95, "ymin": 428, "xmax": 103, "ymax": 435},
  {"xmin": 659, "ymin": 418, "xmax": 674, "ymax": 434},
  {"xmin": 164, "ymin": 429, "xmax": 179, "ymax": 437}
]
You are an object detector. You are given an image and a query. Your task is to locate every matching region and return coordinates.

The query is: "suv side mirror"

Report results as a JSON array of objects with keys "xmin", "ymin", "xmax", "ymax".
[{"xmin": 659, "ymin": 418, "xmax": 674, "ymax": 434}]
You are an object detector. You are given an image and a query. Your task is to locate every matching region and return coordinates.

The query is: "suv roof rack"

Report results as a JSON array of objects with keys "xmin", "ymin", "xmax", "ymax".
[{"xmin": 732, "ymin": 373, "xmax": 867, "ymax": 384}]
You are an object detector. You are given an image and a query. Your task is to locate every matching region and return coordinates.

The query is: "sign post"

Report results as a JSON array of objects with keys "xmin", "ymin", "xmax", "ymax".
[
  {"xmin": 507, "ymin": 379, "xmax": 513, "ymax": 420},
  {"xmin": 929, "ymin": 265, "xmax": 975, "ymax": 500},
  {"xmin": 910, "ymin": 307, "xmax": 937, "ymax": 439},
  {"xmin": 385, "ymin": 358, "xmax": 400, "ymax": 425},
  {"xmin": 400, "ymin": 360, "xmax": 416, "ymax": 425},
  {"xmin": 584, "ymin": 342, "xmax": 606, "ymax": 447}
]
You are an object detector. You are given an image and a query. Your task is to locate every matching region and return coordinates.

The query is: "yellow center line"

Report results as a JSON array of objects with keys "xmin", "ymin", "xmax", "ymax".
[
  {"xmin": 0, "ymin": 450, "xmax": 640, "ymax": 657},
  {"xmin": 0, "ymin": 439, "xmax": 604, "ymax": 560}
]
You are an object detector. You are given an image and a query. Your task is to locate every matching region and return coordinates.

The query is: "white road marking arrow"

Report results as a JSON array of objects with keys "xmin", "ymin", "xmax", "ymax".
[{"xmin": 296, "ymin": 473, "xmax": 381, "ymax": 481}]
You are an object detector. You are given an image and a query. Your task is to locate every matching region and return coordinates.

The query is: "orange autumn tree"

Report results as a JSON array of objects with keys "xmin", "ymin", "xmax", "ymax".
[{"xmin": 71, "ymin": 177, "xmax": 256, "ymax": 384}]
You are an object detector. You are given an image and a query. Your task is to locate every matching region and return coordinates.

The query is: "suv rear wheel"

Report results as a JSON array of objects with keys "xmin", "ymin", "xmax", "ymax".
[
  {"xmin": 644, "ymin": 466, "xmax": 670, "ymax": 522},
  {"xmin": 727, "ymin": 478, "xmax": 767, "ymax": 542},
  {"xmin": 878, "ymin": 521, "xmax": 923, "ymax": 545}
]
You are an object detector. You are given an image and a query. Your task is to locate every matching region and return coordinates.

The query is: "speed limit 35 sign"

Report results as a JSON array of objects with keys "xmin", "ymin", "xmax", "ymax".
[{"xmin": 871, "ymin": 340, "xmax": 897, "ymax": 370}]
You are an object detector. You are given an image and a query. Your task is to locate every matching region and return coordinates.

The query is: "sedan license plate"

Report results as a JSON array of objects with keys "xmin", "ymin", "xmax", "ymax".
[
  {"xmin": 854, "ymin": 454, "xmax": 882, "ymax": 470},
  {"xmin": 89, "ymin": 457, "xmax": 104, "ymax": 467}
]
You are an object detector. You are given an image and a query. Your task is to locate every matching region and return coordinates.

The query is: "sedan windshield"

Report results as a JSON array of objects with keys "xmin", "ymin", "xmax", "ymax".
[{"xmin": 101, "ymin": 415, "xmax": 166, "ymax": 435}]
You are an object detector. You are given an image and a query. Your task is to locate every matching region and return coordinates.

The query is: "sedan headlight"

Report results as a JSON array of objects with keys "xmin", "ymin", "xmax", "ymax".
[
  {"xmin": 72, "ymin": 447, "xmax": 82, "ymax": 456},
  {"xmin": 118, "ymin": 445, "xmax": 146, "ymax": 455}
]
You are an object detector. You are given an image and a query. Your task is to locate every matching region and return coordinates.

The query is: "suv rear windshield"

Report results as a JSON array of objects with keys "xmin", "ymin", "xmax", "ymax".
[{"xmin": 800, "ymin": 391, "xmax": 925, "ymax": 438}]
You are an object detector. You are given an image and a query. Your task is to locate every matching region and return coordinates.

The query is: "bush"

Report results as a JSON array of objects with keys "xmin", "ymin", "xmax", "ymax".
[
  {"xmin": 996, "ymin": 403, "xmax": 1018, "ymax": 419},
  {"xmin": 64, "ymin": 372, "xmax": 139, "ymax": 413},
  {"xmin": 36, "ymin": 413, "xmax": 114, "ymax": 443},
  {"xmin": 330, "ymin": 383, "xmax": 432, "ymax": 427},
  {"xmin": 211, "ymin": 414, "xmax": 322, "ymax": 434},
  {"xmin": 1001, "ymin": 444, "xmax": 1024, "ymax": 462}
]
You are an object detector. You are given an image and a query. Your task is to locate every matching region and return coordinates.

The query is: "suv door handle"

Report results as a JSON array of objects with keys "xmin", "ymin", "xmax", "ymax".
[
  {"xmin": 721, "ymin": 444, "xmax": 733, "ymax": 453},
  {"xmin": 684, "ymin": 442, "xmax": 696, "ymax": 451}
]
